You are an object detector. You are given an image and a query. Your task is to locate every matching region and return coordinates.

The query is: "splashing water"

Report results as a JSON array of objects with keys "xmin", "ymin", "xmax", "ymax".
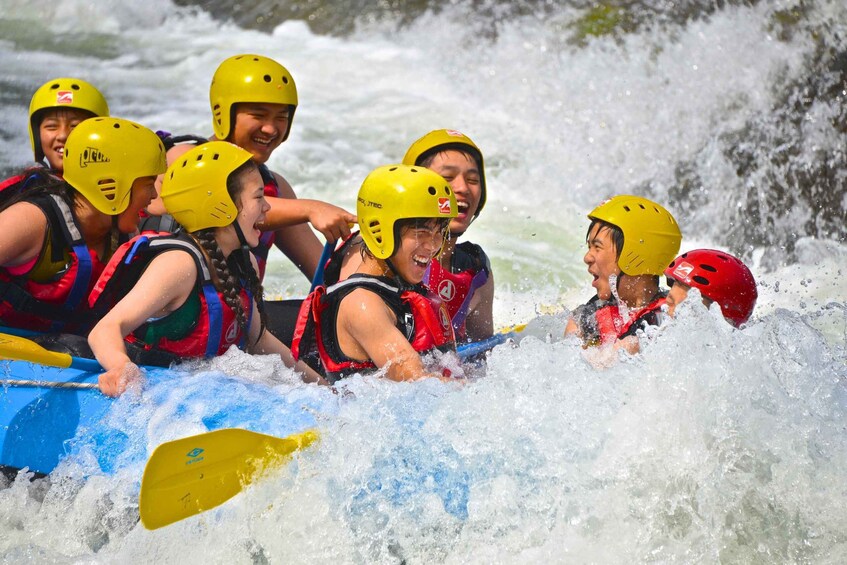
[{"xmin": 1, "ymin": 0, "xmax": 846, "ymax": 561}]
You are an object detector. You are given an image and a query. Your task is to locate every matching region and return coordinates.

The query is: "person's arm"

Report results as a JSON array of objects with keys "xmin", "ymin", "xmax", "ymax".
[
  {"xmin": 464, "ymin": 272, "xmax": 495, "ymax": 341},
  {"xmin": 89, "ymin": 250, "xmax": 197, "ymax": 396},
  {"xmin": 338, "ymin": 288, "xmax": 439, "ymax": 382},
  {"xmin": 260, "ymin": 197, "xmax": 356, "ymax": 242},
  {"xmin": 267, "ymin": 172, "xmax": 349, "ymax": 279},
  {"xmin": 0, "ymin": 202, "xmax": 47, "ymax": 268}
]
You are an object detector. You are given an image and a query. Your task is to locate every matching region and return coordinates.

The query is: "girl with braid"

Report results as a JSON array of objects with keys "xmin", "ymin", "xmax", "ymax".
[{"xmin": 88, "ymin": 142, "xmax": 322, "ymax": 396}]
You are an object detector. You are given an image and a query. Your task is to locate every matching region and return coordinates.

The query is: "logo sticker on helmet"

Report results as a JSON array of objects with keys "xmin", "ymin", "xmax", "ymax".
[
  {"xmin": 438, "ymin": 279, "xmax": 456, "ymax": 302},
  {"xmin": 56, "ymin": 91, "xmax": 73, "ymax": 105},
  {"xmin": 446, "ymin": 129, "xmax": 465, "ymax": 137},
  {"xmin": 672, "ymin": 261, "xmax": 695, "ymax": 279},
  {"xmin": 79, "ymin": 147, "xmax": 110, "ymax": 168},
  {"xmin": 438, "ymin": 198, "xmax": 452, "ymax": 215}
]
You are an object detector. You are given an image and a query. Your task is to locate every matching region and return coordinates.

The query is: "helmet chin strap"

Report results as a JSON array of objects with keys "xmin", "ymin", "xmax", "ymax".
[
  {"xmin": 232, "ymin": 220, "xmax": 251, "ymax": 250},
  {"xmin": 227, "ymin": 220, "xmax": 254, "ymax": 281}
]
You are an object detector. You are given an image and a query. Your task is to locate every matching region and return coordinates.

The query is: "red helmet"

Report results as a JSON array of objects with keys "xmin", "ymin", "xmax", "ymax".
[{"xmin": 664, "ymin": 249, "xmax": 758, "ymax": 327}]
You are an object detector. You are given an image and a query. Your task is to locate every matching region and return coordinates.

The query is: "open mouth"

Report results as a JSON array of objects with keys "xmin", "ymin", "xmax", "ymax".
[
  {"xmin": 456, "ymin": 200, "xmax": 469, "ymax": 217},
  {"xmin": 251, "ymin": 135, "xmax": 277, "ymax": 148},
  {"xmin": 412, "ymin": 254, "xmax": 431, "ymax": 269}
]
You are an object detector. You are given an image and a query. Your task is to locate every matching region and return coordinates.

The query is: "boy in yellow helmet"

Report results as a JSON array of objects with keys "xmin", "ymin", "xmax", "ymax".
[
  {"xmin": 565, "ymin": 195, "xmax": 682, "ymax": 354},
  {"xmin": 402, "ymin": 129, "xmax": 494, "ymax": 344},
  {"xmin": 291, "ymin": 165, "xmax": 458, "ymax": 383},
  {"xmin": 153, "ymin": 54, "xmax": 355, "ymax": 281}
]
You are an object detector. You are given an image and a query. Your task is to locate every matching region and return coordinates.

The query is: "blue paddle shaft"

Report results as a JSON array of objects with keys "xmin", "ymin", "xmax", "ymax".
[
  {"xmin": 311, "ymin": 241, "xmax": 335, "ymax": 292},
  {"xmin": 457, "ymin": 332, "xmax": 514, "ymax": 360}
]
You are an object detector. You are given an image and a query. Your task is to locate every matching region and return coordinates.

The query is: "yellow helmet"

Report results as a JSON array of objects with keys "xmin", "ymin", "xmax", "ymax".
[
  {"xmin": 357, "ymin": 164, "xmax": 458, "ymax": 260},
  {"xmin": 588, "ymin": 195, "xmax": 682, "ymax": 276},
  {"xmin": 62, "ymin": 117, "xmax": 166, "ymax": 215},
  {"xmin": 160, "ymin": 141, "xmax": 254, "ymax": 232},
  {"xmin": 402, "ymin": 129, "xmax": 486, "ymax": 218},
  {"xmin": 210, "ymin": 54, "xmax": 298, "ymax": 141},
  {"xmin": 28, "ymin": 77, "xmax": 110, "ymax": 162}
]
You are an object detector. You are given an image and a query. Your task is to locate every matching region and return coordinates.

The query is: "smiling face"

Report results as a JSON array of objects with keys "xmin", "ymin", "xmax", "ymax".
[
  {"xmin": 38, "ymin": 107, "xmax": 95, "ymax": 171},
  {"xmin": 390, "ymin": 219, "xmax": 448, "ymax": 284},
  {"xmin": 584, "ymin": 222, "xmax": 622, "ymax": 301},
  {"xmin": 232, "ymin": 166, "xmax": 269, "ymax": 248},
  {"xmin": 425, "ymin": 150, "xmax": 481, "ymax": 235},
  {"xmin": 229, "ymin": 102, "xmax": 291, "ymax": 164}
]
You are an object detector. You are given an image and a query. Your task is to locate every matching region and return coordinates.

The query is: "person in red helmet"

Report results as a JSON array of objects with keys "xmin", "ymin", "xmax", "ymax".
[{"xmin": 664, "ymin": 249, "xmax": 758, "ymax": 327}]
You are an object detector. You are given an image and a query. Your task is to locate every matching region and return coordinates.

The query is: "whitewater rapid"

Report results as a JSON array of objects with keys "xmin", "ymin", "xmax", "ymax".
[{"xmin": 1, "ymin": 0, "xmax": 845, "ymax": 562}]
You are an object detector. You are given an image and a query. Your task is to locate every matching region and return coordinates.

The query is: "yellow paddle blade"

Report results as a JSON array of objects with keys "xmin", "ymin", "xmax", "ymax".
[
  {"xmin": 139, "ymin": 428, "xmax": 319, "ymax": 530},
  {"xmin": 0, "ymin": 332, "xmax": 73, "ymax": 368}
]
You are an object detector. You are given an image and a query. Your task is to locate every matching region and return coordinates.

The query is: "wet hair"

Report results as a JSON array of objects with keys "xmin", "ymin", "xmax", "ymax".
[
  {"xmin": 586, "ymin": 219, "xmax": 624, "ymax": 259},
  {"xmin": 394, "ymin": 217, "xmax": 451, "ymax": 253},
  {"xmin": 190, "ymin": 160, "xmax": 266, "ymax": 346},
  {"xmin": 360, "ymin": 217, "xmax": 452, "ymax": 263}
]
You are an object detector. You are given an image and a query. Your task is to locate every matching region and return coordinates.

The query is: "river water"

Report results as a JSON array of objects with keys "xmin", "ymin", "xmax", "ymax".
[{"xmin": 1, "ymin": 0, "xmax": 846, "ymax": 562}]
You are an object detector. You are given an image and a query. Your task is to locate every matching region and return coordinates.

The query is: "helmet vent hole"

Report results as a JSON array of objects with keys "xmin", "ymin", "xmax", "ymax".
[
  {"xmin": 428, "ymin": 187, "xmax": 436, "ymax": 195},
  {"xmin": 71, "ymin": 84, "xmax": 80, "ymax": 90},
  {"xmin": 445, "ymin": 187, "xmax": 451, "ymax": 194},
  {"xmin": 97, "ymin": 179, "xmax": 118, "ymax": 202},
  {"xmin": 368, "ymin": 220, "xmax": 383, "ymax": 244},
  {"xmin": 700, "ymin": 264, "xmax": 717, "ymax": 272},
  {"xmin": 693, "ymin": 275, "xmax": 710, "ymax": 285},
  {"xmin": 638, "ymin": 203, "xmax": 646, "ymax": 210},
  {"xmin": 196, "ymin": 154, "xmax": 203, "ymax": 161},
  {"xmin": 212, "ymin": 153, "xmax": 220, "ymax": 160},
  {"xmin": 263, "ymin": 74, "xmax": 272, "ymax": 83},
  {"xmin": 623, "ymin": 205, "xmax": 631, "ymax": 212},
  {"xmin": 50, "ymin": 83, "xmax": 60, "ymax": 90},
  {"xmin": 389, "ymin": 167, "xmax": 398, "ymax": 172},
  {"xmin": 282, "ymin": 76, "xmax": 289, "ymax": 84},
  {"xmin": 113, "ymin": 123, "xmax": 120, "ymax": 129}
]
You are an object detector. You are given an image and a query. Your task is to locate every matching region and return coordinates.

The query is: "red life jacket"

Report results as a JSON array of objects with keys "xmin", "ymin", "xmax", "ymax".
[
  {"xmin": 291, "ymin": 274, "xmax": 455, "ymax": 382},
  {"xmin": 0, "ymin": 193, "xmax": 103, "ymax": 333},
  {"xmin": 251, "ymin": 163, "xmax": 282, "ymax": 281},
  {"xmin": 593, "ymin": 296, "xmax": 667, "ymax": 345},
  {"xmin": 89, "ymin": 233, "xmax": 253, "ymax": 359},
  {"xmin": 424, "ymin": 242, "xmax": 490, "ymax": 341}
]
